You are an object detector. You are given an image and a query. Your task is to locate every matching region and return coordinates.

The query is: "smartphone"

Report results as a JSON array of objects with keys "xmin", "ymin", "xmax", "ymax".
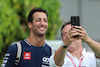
[
  {"xmin": 71, "ymin": 16, "xmax": 80, "ymax": 37},
  {"xmin": 71, "ymin": 16, "xmax": 80, "ymax": 26}
]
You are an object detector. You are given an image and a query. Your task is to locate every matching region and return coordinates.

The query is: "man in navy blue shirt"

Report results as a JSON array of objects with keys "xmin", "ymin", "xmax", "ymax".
[{"xmin": 1, "ymin": 7, "xmax": 52, "ymax": 67}]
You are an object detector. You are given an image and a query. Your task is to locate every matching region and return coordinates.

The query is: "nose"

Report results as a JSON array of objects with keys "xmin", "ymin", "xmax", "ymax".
[{"xmin": 40, "ymin": 20, "xmax": 45, "ymax": 25}]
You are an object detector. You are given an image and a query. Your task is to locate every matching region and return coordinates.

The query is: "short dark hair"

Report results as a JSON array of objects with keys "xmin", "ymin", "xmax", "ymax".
[
  {"xmin": 61, "ymin": 21, "xmax": 71, "ymax": 37},
  {"xmin": 28, "ymin": 7, "xmax": 48, "ymax": 23}
]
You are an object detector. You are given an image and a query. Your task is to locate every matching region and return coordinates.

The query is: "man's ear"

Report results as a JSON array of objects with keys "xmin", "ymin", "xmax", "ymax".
[
  {"xmin": 62, "ymin": 37, "xmax": 64, "ymax": 42},
  {"xmin": 27, "ymin": 22, "xmax": 32, "ymax": 29}
]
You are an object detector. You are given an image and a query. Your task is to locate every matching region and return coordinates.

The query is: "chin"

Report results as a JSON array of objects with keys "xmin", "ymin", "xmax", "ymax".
[
  {"xmin": 67, "ymin": 44, "xmax": 76, "ymax": 52},
  {"xmin": 38, "ymin": 33, "xmax": 45, "ymax": 37},
  {"xmin": 67, "ymin": 48, "xmax": 75, "ymax": 52}
]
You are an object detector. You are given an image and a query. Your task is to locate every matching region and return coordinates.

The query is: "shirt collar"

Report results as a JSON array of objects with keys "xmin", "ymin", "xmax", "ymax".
[
  {"xmin": 81, "ymin": 48, "xmax": 87, "ymax": 56},
  {"xmin": 66, "ymin": 48, "xmax": 87, "ymax": 57},
  {"xmin": 24, "ymin": 39, "xmax": 46, "ymax": 47}
]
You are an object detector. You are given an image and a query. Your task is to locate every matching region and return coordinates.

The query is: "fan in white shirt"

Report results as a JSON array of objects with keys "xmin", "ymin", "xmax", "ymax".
[{"xmin": 50, "ymin": 21, "xmax": 100, "ymax": 67}]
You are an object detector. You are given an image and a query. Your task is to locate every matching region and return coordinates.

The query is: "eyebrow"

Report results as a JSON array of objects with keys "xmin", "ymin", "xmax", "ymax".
[
  {"xmin": 62, "ymin": 32, "xmax": 67, "ymax": 36},
  {"xmin": 62, "ymin": 32, "xmax": 67, "ymax": 34},
  {"xmin": 36, "ymin": 18, "xmax": 47, "ymax": 20}
]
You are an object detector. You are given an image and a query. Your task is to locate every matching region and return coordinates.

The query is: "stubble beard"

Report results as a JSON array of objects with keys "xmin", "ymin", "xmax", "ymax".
[{"xmin": 33, "ymin": 29, "xmax": 47, "ymax": 37}]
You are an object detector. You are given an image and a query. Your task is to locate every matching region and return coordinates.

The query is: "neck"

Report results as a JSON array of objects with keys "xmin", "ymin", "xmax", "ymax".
[
  {"xmin": 70, "ymin": 48, "xmax": 83, "ymax": 60},
  {"xmin": 27, "ymin": 34, "xmax": 45, "ymax": 47}
]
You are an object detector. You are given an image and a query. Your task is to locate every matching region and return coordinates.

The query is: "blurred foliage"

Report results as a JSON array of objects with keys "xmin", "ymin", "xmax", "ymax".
[{"xmin": 0, "ymin": 0, "xmax": 62, "ymax": 64}]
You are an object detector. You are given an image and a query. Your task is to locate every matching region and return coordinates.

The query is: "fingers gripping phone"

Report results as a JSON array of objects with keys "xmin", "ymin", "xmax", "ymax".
[
  {"xmin": 71, "ymin": 16, "xmax": 80, "ymax": 37},
  {"xmin": 71, "ymin": 16, "xmax": 80, "ymax": 26}
]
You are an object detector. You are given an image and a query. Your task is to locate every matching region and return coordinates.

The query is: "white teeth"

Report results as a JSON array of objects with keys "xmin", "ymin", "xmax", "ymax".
[{"xmin": 40, "ymin": 28, "xmax": 45, "ymax": 30}]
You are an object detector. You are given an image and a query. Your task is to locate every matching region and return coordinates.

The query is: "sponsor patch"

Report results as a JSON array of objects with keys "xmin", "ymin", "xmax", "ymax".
[{"xmin": 23, "ymin": 52, "xmax": 31, "ymax": 60}]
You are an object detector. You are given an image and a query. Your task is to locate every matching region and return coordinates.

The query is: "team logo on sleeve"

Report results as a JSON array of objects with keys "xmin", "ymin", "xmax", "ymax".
[
  {"xmin": 41, "ymin": 56, "xmax": 50, "ymax": 67},
  {"xmin": 23, "ymin": 52, "xmax": 31, "ymax": 60}
]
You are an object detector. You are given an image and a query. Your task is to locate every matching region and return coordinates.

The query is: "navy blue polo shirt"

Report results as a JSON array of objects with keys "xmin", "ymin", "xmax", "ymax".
[{"xmin": 1, "ymin": 39, "xmax": 52, "ymax": 67}]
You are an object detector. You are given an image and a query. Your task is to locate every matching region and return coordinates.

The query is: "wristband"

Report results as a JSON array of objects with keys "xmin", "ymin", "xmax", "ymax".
[{"xmin": 61, "ymin": 42, "xmax": 68, "ymax": 48}]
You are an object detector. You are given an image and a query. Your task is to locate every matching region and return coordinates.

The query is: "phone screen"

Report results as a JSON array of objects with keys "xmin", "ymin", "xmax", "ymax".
[
  {"xmin": 71, "ymin": 16, "xmax": 80, "ymax": 37},
  {"xmin": 71, "ymin": 16, "xmax": 80, "ymax": 26}
]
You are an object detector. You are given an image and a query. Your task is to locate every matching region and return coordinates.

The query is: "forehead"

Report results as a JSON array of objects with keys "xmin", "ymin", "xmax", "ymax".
[
  {"xmin": 32, "ymin": 12, "xmax": 47, "ymax": 19},
  {"xmin": 62, "ymin": 24, "xmax": 71, "ymax": 33}
]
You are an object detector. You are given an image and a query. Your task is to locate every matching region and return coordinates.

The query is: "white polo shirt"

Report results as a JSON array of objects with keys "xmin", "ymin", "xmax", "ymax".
[{"xmin": 50, "ymin": 48, "xmax": 97, "ymax": 67}]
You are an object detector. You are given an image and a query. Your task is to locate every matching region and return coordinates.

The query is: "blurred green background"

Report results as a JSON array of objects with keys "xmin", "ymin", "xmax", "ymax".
[{"xmin": 0, "ymin": 0, "xmax": 62, "ymax": 64}]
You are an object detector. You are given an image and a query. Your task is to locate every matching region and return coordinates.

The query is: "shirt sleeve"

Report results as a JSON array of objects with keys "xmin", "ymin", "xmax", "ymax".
[
  {"xmin": 1, "ymin": 44, "xmax": 17, "ymax": 67},
  {"xmin": 49, "ymin": 54, "xmax": 61, "ymax": 67}
]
